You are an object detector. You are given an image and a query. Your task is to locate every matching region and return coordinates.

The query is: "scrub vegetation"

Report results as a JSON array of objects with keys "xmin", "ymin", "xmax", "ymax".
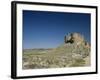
[{"xmin": 22, "ymin": 33, "xmax": 90, "ymax": 69}]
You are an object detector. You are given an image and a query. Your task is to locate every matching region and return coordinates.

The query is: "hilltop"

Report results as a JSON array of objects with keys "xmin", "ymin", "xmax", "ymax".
[{"xmin": 23, "ymin": 33, "xmax": 90, "ymax": 69}]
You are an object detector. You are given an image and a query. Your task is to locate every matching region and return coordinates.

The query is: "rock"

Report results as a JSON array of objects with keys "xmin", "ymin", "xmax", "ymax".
[{"xmin": 64, "ymin": 33, "xmax": 84, "ymax": 45}]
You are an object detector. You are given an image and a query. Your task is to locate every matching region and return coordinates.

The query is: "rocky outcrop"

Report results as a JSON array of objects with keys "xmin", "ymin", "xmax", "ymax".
[
  {"xmin": 65, "ymin": 33, "xmax": 84, "ymax": 44},
  {"xmin": 64, "ymin": 33, "xmax": 90, "ymax": 48}
]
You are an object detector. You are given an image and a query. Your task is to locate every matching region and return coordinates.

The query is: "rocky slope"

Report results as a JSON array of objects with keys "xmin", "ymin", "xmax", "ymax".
[{"xmin": 23, "ymin": 33, "xmax": 90, "ymax": 69}]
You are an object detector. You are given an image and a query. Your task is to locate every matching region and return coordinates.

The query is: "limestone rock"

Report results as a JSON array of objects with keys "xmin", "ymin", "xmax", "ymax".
[{"xmin": 64, "ymin": 33, "xmax": 85, "ymax": 45}]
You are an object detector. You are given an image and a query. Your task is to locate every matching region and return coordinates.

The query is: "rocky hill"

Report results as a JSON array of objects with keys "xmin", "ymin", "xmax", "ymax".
[{"xmin": 23, "ymin": 33, "xmax": 90, "ymax": 69}]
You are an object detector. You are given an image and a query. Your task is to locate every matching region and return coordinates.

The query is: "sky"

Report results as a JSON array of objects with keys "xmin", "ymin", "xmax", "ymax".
[{"xmin": 23, "ymin": 10, "xmax": 90, "ymax": 49}]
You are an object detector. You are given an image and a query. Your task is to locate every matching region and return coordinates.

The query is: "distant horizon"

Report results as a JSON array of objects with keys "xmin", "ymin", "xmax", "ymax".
[{"xmin": 23, "ymin": 10, "xmax": 90, "ymax": 49}]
